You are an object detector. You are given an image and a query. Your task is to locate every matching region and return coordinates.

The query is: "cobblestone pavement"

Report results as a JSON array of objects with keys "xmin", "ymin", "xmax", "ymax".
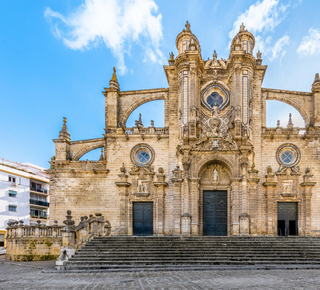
[{"xmin": 1, "ymin": 262, "xmax": 320, "ymax": 290}]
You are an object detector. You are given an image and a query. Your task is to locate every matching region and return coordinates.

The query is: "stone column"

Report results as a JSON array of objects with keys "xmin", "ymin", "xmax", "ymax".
[
  {"xmin": 181, "ymin": 158, "xmax": 191, "ymax": 236},
  {"xmin": 171, "ymin": 166, "xmax": 183, "ymax": 235},
  {"xmin": 190, "ymin": 178, "xmax": 200, "ymax": 236},
  {"xmin": 115, "ymin": 168, "xmax": 131, "ymax": 235},
  {"xmin": 263, "ymin": 168, "xmax": 277, "ymax": 236},
  {"xmin": 239, "ymin": 153, "xmax": 250, "ymax": 236},
  {"xmin": 247, "ymin": 166, "xmax": 260, "ymax": 235},
  {"xmin": 300, "ymin": 169, "xmax": 316, "ymax": 236},
  {"xmin": 153, "ymin": 169, "xmax": 168, "ymax": 236},
  {"xmin": 230, "ymin": 178, "xmax": 241, "ymax": 235}
]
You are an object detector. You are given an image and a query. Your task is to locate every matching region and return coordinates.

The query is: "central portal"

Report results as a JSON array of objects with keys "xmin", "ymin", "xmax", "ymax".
[
  {"xmin": 133, "ymin": 202, "xmax": 153, "ymax": 236},
  {"xmin": 203, "ymin": 190, "xmax": 227, "ymax": 236}
]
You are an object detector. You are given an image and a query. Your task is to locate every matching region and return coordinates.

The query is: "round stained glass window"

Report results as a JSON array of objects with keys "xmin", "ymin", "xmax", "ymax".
[
  {"xmin": 276, "ymin": 144, "xmax": 300, "ymax": 167},
  {"xmin": 207, "ymin": 92, "xmax": 223, "ymax": 108},
  {"xmin": 131, "ymin": 144, "xmax": 154, "ymax": 167}
]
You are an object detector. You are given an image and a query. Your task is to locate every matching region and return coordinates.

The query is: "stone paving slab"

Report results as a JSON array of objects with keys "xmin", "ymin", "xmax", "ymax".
[{"xmin": 1, "ymin": 261, "xmax": 320, "ymax": 289}]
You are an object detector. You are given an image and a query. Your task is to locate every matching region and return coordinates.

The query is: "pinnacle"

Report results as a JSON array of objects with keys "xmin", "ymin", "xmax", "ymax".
[{"xmin": 59, "ymin": 117, "xmax": 71, "ymax": 141}]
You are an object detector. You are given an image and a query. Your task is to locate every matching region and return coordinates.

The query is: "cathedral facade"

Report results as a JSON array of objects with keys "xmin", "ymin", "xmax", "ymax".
[{"xmin": 48, "ymin": 23, "xmax": 320, "ymax": 237}]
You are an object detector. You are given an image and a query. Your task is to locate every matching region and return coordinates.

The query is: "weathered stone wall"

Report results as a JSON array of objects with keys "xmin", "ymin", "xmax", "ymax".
[{"xmin": 6, "ymin": 237, "xmax": 62, "ymax": 261}]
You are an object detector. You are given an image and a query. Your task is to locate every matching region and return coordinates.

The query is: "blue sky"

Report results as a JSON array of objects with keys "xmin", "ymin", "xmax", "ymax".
[{"xmin": 0, "ymin": 0, "xmax": 319, "ymax": 168}]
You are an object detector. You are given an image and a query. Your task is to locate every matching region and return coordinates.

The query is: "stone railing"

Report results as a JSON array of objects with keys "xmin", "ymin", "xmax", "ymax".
[
  {"xmin": 125, "ymin": 127, "xmax": 169, "ymax": 135},
  {"xmin": 5, "ymin": 211, "xmax": 111, "ymax": 266},
  {"xmin": 6, "ymin": 220, "xmax": 63, "ymax": 238}
]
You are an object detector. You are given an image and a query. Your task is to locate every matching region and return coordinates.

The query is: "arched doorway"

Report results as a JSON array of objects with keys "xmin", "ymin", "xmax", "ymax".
[{"xmin": 199, "ymin": 161, "xmax": 232, "ymax": 236}]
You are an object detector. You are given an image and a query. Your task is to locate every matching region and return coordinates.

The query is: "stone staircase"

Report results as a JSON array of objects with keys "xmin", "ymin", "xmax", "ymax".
[{"xmin": 63, "ymin": 236, "xmax": 320, "ymax": 271}]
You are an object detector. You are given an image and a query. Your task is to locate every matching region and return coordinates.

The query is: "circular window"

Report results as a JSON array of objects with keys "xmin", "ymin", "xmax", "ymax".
[
  {"xmin": 276, "ymin": 144, "xmax": 300, "ymax": 167},
  {"xmin": 131, "ymin": 144, "xmax": 154, "ymax": 167}
]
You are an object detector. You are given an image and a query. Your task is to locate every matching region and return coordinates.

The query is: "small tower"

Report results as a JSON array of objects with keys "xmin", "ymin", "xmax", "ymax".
[
  {"xmin": 312, "ymin": 73, "xmax": 320, "ymax": 126},
  {"xmin": 230, "ymin": 23, "xmax": 255, "ymax": 54},
  {"xmin": 54, "ymin": 117, "xmax": 71, "ymax": 161},
  {"xmin": 104, "ymin": 67, "xmax": 120, "ymax": 130},
  {"xmin": 176, "ymin": 21, "xmax": 201, "ymax": 55},
  {"xmin": 109, "ymin": 67, "xmax": 120, "ymax": 91},
  {"xmin": 287, "ymin": 113, "xmax": 294, "ymax": 129},
  {"xmin": 59, "ymin": 117, "xmax": 71, "ymax": 142}
]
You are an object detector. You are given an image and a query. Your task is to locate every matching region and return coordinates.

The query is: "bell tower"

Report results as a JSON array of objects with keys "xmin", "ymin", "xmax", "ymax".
[{"xmin": 175, "ymin": 21, "xmax": 202, "ymax": 140}]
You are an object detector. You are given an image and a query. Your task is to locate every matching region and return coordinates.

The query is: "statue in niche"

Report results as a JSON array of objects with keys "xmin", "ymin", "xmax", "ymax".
[{"xmin": 212, "ymin": 168, "xmax": 219, "ymax": 182}]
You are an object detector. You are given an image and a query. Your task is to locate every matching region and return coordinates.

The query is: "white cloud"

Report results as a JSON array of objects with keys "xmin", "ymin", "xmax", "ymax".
[
  {"xmin": 270, "ymin": 35, "xmax": 290, "ymax": 61},
  {"xmin": 44, "ymin": 0, "xmax": 165, "ymax": 74},
  {"xmin": 229, "ymin": 0, "xmax": 289, "ymax": 39},
  {"xmin": 297, "ymin": 28, "xmax": 320, "ymax": 56},
  {"xmin": 229, "ymin": 0, "xmax": 291, "ymax": 62}
]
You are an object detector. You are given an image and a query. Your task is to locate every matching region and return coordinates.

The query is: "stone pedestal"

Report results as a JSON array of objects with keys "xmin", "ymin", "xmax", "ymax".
[
  {"xmin": 239, "ymin": 213, "xmax": 250, "ymax": 236},
  {"xmin": 181, "ymin": 213, "xmax": 191, "ymax": 236}
]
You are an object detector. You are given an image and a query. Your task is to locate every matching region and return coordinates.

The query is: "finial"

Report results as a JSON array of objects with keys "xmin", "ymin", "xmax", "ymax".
[
  {"xmin": 63, "ymin": 117, "xmax": 67, "ymax": 124},
  {"xmin": 277, "ymin": 120, "xmax": 280, "ymax": 127},
  {"xmin": 240, "ymin": 23, "xmax": 245, "ymax": 32},
  {"xmin": 111, "ymin": 67, "xmax": 118, "ymax": 82},
  {"xmin": 99, "ymin": 148, "xmax": 104, "ymax": 161},
  {"xmin": 287, "ymin": 113, "xmax": 293, "ymax": 128},
  {"xmin": 314, "ymin": 73, "xmax": 320, "ymax": 83},
  {"xmin": 185, "ymin": 21, "xmax": 191, "ymax": 32}
]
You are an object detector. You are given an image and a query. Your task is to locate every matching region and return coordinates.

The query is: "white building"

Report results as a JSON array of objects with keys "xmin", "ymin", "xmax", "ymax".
[{"xmin": 0, "ymin": 158, "xmax": 49, "ymax": 246}]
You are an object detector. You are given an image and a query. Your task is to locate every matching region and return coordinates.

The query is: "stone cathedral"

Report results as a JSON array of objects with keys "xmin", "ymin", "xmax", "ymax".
[{"xmin": 48, "ymin": 22, "xmax": 320, "ymax": 237}]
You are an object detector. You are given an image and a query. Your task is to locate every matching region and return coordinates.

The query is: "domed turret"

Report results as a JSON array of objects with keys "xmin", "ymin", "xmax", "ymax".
[
  {"xmin": 230, "ymin": 23, "xmax": 255, "ymax": 54},
  {"xmin": 176, "ymin": 21, "xmax": 201, "ymax": 55}
]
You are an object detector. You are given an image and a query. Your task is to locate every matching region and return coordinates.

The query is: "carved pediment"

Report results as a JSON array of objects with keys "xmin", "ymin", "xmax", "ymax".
[{"xmin": 191, "ymin": 135, "xmax": 238, "ymax": 152}]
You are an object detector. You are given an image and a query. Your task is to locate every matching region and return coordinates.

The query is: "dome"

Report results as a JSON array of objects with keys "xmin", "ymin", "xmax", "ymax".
[
  {"xmin": 176, "ymin": 21, "xmax": 201, "ymax": 55},
  {"xmin": 230, "ymin": 23, "xmax": 255, "ymax": 54}
]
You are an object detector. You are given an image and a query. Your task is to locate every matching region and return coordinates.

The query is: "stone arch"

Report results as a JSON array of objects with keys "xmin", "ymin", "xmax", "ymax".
[
  {"xmin": 72, "ymin": 141, "xmax": 105, "ymax": 161},
  {"xmin": 121, "ymin": 95, "xmax": 166, "ymax": 126},
  {"xmin": 266, "ymin": 95, "xmax": 310, "ymax": 126},
  {"xmin": 196, "ymin": 156, "xmax": 237, "ymax": 179}
]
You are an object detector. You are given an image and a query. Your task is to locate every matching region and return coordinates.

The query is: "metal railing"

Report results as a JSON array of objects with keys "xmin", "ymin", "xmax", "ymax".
[
  {"xmin": 29, "ymin": 199, "xmax": 49, "ymax": 207},
  {"xmin": 30, "ymin": 187, "xmax": 48, "ymax": 194}
]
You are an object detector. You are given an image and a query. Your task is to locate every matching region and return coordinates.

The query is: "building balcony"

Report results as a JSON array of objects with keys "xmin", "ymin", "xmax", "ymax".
[
  {"xmin": 30, "ymin": 187, "xmax": 48, "ymax": 194},
  {"xmin": 29, "ymin": 199, "xmax": 49, "ymax": 207},
  {"xmin": 30, "ymin": 216, "xmax": 48, "ymax": 220}
]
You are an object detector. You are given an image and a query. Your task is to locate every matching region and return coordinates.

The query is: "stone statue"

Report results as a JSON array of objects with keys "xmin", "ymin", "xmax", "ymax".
[
  {"xmin": 212, "ymin": 168, "xmax": 219, "ymax": 182},
  {"xmin": 169, "ymin": 52, "xmax": 174, "ymax": 60},
  {"xmin": 185, "ymin": 21, "xmax": 190, "ymax": 32},
  {"xmin": 257, "ymin": 50, "xmax": 262, "ymax": 59}
]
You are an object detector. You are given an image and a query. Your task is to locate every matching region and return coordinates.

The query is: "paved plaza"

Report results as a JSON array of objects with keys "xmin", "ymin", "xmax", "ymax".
[{"xmin": 1, "ymin": 258, "xmax": 320, "ymax": 290}]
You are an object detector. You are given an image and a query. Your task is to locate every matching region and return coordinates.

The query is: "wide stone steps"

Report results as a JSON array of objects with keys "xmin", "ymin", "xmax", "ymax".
[{"xmin": 64, "ymin": 236, "xmax": 320, "ymax": 271}]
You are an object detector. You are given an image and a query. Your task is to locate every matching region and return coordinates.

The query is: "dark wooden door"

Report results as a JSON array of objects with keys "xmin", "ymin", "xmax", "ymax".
[
  {"xmin": 278, "ymin": 202, "xmax": 298, "ymax": 236},
  {"xmin": 203, "ymin": 190, "xmax": 227, "ymax": 236},
  {"xmin": 133, "ymin": 202, "xmax": 153, "ymax": 236}
]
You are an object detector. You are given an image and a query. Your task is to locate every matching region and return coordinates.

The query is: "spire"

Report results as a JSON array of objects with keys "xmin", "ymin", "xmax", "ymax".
[
  {"xmin": 99, "ymin": 148, "xmax": 104, "ymax": 161},
  {"xmin": 312, "ymin": 73, "xmax": 320, "ymax": 93},
  {"xmin": 109, "ymin": 67, "xmax": 120, "ymax": 91},
  {"xmin": 111, "ymin": 67, "xmax": 117, "ymax": 82},
  {"xmin": 287, "ymin": 113, "xmax": 294, "ymax": 129},
  {"xmin": 59, "ymin": 117, "xmax": 71, "ymax": 142}
]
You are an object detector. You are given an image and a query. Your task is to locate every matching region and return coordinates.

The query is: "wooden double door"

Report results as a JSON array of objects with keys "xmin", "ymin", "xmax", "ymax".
[
  {"xmin": 203, "ymin": 190, "xmax": 227, "ymax": 236},
  {"xmin": 133, "ymin": 202, "xmax": 153, "ymax": 236}
]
